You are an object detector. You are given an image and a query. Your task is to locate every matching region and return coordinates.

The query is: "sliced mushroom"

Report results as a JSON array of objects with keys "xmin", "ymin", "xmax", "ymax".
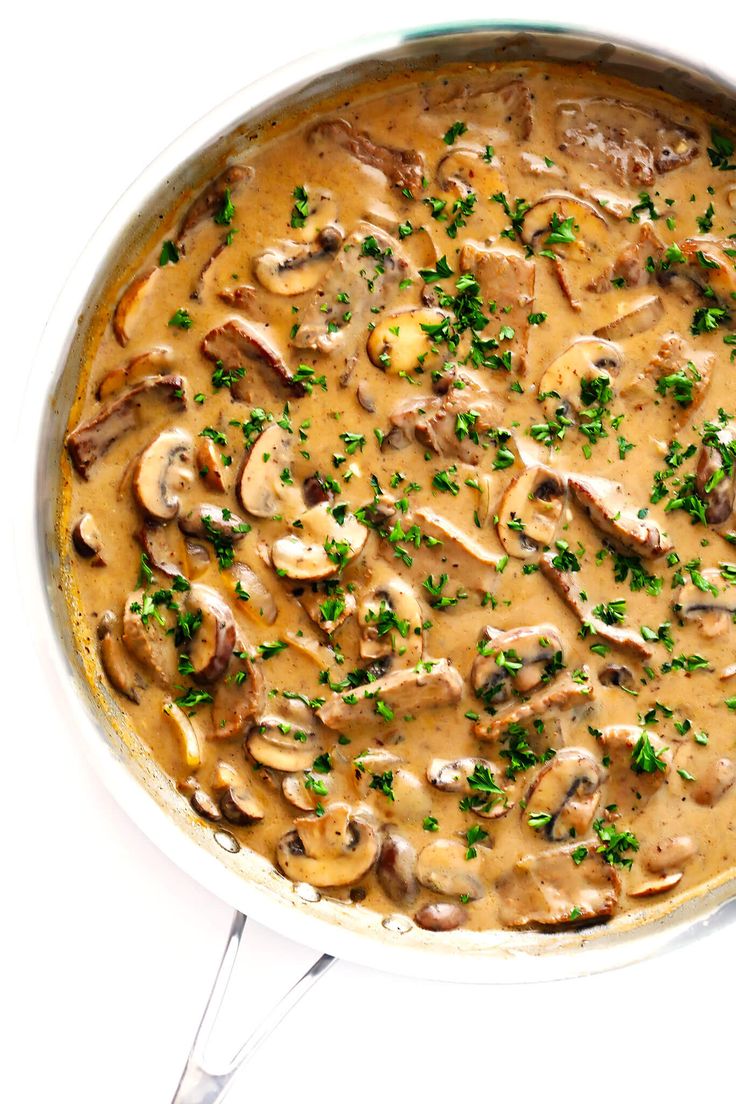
[
  {"xmin": 282, "ymin": 772, "xmax": 323, "ymax": 812},
  {"xmin": 473, "ymin": 670, "xmax": 594, "ymax": 741},
  {"xmin": 276, "ymin": 803, "xmax": 379, "ymax": 887},
  {"xmin": 357, "ymin": 568, "xmax": 423, "ymax": 667},
  {"xmin": 179, "ymin": 503, "xmax": 250, "ymax": 543},
  {"xmin": 136, "ymin": 522, "xmax": 190, "ymax": 580},
  {"xmin": 497, "ymin": 845, "xmax": 620, "ymax": 928},
  {"xmin": 471, "ymin": 624, "xmax": 565, "ymax": 704},
  {"xmin": 539, "ymin": 553, "xmax": 654, "ymax": 659},
  {"xmin": 497, "ymin": 465, "xmax": 566, "ymax": 559},
  {"xmin": 291, "ymin": 222, "xmax": 408, "ymax": 354},
  {"xmin": 366, "ymin": 308, "xmax": 446, "ymax": 374},
  {"xmin": 290, "ymin": 191, "xmax": 339, "ymax": 244},
  {"xmin": 112, "ymin": 268, "xmax": 157, "ymax": 346},
  {"xmin": 376, "ymin": 831, "xmax": 419, "ymax": 905},
  {"xmin": 537, "ymin": 337, "xmax": 622, "ymax": 422},
  {"xmin": 246, "ymin": 709, "xmax": 320, "ymax": 771},
  {"xmin": 628, "ymin": 872, "xmax": 683, "ymax": 898},
  {"xmin": 593, "ymin": 293, "xmax": 664, "ymax": 341},
  {"xmin": 210, "ymin": 648, "xmax": 264, "ymax": 739},
  {"xmin": 72, "ymin": 513, "xmax": 104, "ymax": 563},
  {"xmin": 184, "ymin": 540, "xmax": 210, "ymax": 579},
  {"xmin": 414, "ymin": 902, "xmax": 468, "ymax": 932},
  {"xmin": 121, "ymin": 588, "xmax": 178, "ymax": 687},
  {"xmin": 97, "ymin": 611, "xmax": 142, "ymax": 703},
  {"xmin": 317, "ymin": 657, "xmax": 463, "ymax": 729},
  {"xmin": 212, "ymin": 762, "xmax": 265, "ymax": 825},
  {"xmin": 520, "ymin": 193, "xmax": 609, "ymax": 308},
  {"xmin": 176, "ymin": 164, "xmax": 253, "ymax": 248},
  {"xmin": 133, "ymin": 428, "xmax": 192, "ymax": 522},
  {"xmin": 224, "ymin": 562, "xmax": 278, "ymax": 626},
  {"xmin": 237, "ymin": 422, "xmax": 304, "ymax": 519},
  {"xmin": 195, "ymin": 437, "xmax": 227, "ymax": 493},
  {"xmin": 271, "ymin": 503, "xmax": 368, "ymax": 581},
  {"xmin": 254, "ymin": 227, "xmax": 342, "ymax": 296},
  {"xmin": 692, "ymin": 757, "xmax": 736, "ymax": 806},
  {"xmin": 96, "ymin": 346, "xmax": 173, "ymax": 401},
  {"xmin": 525, "ymin": 748, "xmax": 604, "ymax": 841},
  {"xmin": 676, "ymin": 568, "xmax": 736, "ymax": 637},
  {"xmin": 416, "ymin": 839, "xmax": 485, "ymax": 900},
  {"xmin": 555, "ymin": 97, "xmax": 699, "ymax": 185},
  {"xmin": 185, "ymin": 585, "xmax": 236, "ymax": 683},
  {"xmin": 163, "ymin": 700, "xmax": 201, "ymax": 769},
  {"xmin": 426, "ymin": 757, "xmax": 509, "ymax": 818},
  {"xmin": 436, "ymin": 147, "xmax": 506, "ymax": 198},
  {"xmin": 66, "ymin": 375, "xmax": 187, "ymax": 479},
  {"xmin": 458, "ymin": 243, "xmax": 535, "ymax": 369},
  {"xmin": 568, "ymin": 473, "xmax": 672, "ymax": 559},
  {"xmin": 201, "ymin": 319, "xmax": 303, "ymax": 397},
  {"xmin": 309, "ymin": 119, "xmax": 424, "ymax": 195},
  {"xmin": 695, "ymin": 425, "xmax": 736, "ymax": 525},
  {"xmin": 189, "ymin": 788, "xmax": 222, "ymax": 822}
]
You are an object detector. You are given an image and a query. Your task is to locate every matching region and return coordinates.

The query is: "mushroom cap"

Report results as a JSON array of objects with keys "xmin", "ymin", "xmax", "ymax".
[
  {"xmin": 414, "ymin": 902, "xmax": 468, "ymax": 932},
  {"xmin": 416, "ymin": 839, "xmax": 485, "ymax": 900},
  {"xmin": 376, "ymin": 831, "xmax": 419, "ymax": 905},
  {"xmin": 366, "ymin": 308, "xmax": 446, "ymax": 374},
  {"xmin": 496, "ymin": 464, "xmax": 566, "ymax": 559},
  {"xmin": 133, "ymin": 427, "xmax": 192, "ymax": 522},
  {"xmin": 276, "ymin": 804, "xmax": 379, "ymax": 887},
  {"xmin": 72, "ymin": 512, "xmax": 103, "ymax": 560}
]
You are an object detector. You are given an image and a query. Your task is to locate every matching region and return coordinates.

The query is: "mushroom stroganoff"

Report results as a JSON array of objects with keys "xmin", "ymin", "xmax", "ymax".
[{"xmin": 62, "ymin": 61, "xmax": 736, "ymax": 933}]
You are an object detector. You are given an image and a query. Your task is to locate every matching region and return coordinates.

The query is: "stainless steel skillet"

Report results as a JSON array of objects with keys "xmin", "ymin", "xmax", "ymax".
[{"xmin": 20, "ymin": 20, "xmax": 736, "ymax": 1103}]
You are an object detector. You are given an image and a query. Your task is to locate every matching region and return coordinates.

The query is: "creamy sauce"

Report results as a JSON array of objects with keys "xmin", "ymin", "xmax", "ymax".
[{"xmin": 62, "ymin": 62, "xmax": 736, "ymax": 932}]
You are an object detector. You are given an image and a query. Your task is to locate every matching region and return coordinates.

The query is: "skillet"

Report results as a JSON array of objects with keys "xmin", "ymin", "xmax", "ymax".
[{"xmin": 21, "ymin": 21, "xmax": 736, "ymax": 1102}]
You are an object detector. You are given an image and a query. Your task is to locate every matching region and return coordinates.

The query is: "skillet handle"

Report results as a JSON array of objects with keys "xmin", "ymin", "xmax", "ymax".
[{"xmin": 170, "ymin": 911, "xmax": 335, "ymax": 1104}]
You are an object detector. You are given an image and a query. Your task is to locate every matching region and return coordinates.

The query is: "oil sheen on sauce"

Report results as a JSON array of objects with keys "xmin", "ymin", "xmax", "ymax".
[{"xmin": 61, "ymin": 62, "xmax": 736, "ymax": 933}]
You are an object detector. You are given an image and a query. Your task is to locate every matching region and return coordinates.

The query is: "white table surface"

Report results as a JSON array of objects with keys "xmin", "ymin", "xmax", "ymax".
[{"xmin": 4, "ymin": 4, "xmax": 734, "ymax": 1100}]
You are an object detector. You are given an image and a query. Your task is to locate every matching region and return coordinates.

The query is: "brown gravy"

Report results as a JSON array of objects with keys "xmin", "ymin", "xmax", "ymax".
[{"xmin": 61, "ymin": 61, "xmax": 736, "ymax": 933}]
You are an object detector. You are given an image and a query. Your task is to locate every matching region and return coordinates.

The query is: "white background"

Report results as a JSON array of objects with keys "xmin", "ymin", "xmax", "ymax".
[{"xmin": 4, "ymin": 3, "xmax": 734, "ymax": 1101}]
